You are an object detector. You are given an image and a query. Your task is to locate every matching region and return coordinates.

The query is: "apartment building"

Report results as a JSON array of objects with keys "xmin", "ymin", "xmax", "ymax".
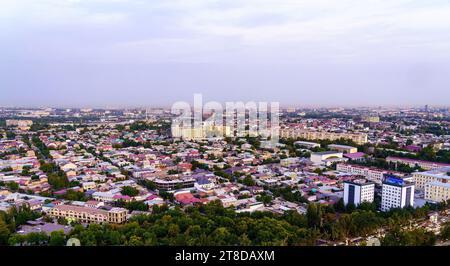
[
  {"xmin": 337, "ymin": 163, "xmax": 407, "ymax": 184},
  {"xmin": 412, "ymin": 167, "xmax": 450, "ymax": 190},
  {"xmin": 386, "ymin": 156, "xmax": 450, "ymax": 170},
  {"xmin": 48, "ymin": 204, "xmax": 127, "ymax": 224},
  {"xmin": 5, "ymin": 119, "xmax": 33, "ymax": 130},
  {"xmin": 152, "ymin": 176, "xmax": 195, "ymax": 191},
  {"xmin": 425, "ymin": 182, "xmax": 450, "ymax": 203},
  {"xmin": 171, "ymin": 125, "xmax": 232, "ymax": 140},
  {"xmin": 280, "ymin": 128, "xmax": 368, "ymax": 145},
  {"xmin": 412, "ymin": 167, "xmax": 450, "ymax": 202}
]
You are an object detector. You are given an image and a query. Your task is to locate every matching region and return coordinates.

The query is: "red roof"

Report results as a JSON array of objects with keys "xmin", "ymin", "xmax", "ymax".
[
  {"xmin": 113, "ymin": 195, "xmax": 132, "ymax": 200},
  {"xmin": 175, "ymin": 193, "xmax": 201, "ymax": 205}
]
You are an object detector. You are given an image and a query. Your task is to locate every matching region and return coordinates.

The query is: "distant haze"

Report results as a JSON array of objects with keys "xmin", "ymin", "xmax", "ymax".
[{"xmin": 1, "ymin": 0, "xmax": 450, "ymax": 108}]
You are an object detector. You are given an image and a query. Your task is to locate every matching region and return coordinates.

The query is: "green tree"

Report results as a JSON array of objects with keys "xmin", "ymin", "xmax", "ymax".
[
  {"xmin": 6, "ymin": 182, "xmax": 19, "ymax": 192},
  {"xmin": 47, "ymin": 172, "xmax": 69, "ymax": 190},
  {"xmin": 306, "ymin": 203, "xmax": 322, "ymax": 229},
  {"xmin": 121, "ymin": 186, "xmax": 139, "ymax": 197},
  {"xmin": 440, "ymin": 222, "xmax": 450, "ymax": 241},
  {"xmin": 49, "ymin": 230, "xmax": 66, "ymax": 246},
  {"xmin": 127, "ymin": 235, "xmax": 144, "ymax": 246},
  {"xmin": 0, "ymin": 219, "xmax": 10, "ymax": 245},
  {"xmin": 242, "ymin": 176, "xmax": 256, "ymax": 186},
  {"xmin": 26, "ymin": 232, "xmax": 49, "ymax": 245}
]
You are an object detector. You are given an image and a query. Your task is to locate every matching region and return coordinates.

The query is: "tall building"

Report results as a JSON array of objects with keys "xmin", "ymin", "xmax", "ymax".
[
  {"xmin": 171, "ymin": 124, "xmax": 232, "ymax": 140},
  {"xmin": 343, "ymin": 179, "xmax": 375, "ymax": 206},
  {"xmin": 381, "ymin": 174, "xmax": 415, "ymax": 212}
]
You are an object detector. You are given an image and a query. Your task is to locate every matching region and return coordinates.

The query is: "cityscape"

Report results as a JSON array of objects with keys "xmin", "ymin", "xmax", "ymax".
[
  {"xmin": 1, "ymin": 0, "xmax": 450, "ymax": 256},
  {"xmin": 1, "ymin": 106, "xmax": 450, "ymax": 247}
]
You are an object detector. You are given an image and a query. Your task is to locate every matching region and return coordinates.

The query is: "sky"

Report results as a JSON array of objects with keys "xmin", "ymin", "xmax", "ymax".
[{"xmin": 1, "ymin": 0, "xmax": 450, "ymax": 108}]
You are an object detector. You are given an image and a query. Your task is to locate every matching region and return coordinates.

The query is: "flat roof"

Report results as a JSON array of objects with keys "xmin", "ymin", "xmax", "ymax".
[
  {"xmin": 328, "ymin": 144, "xmax": 357, "ymax": 149},
  {"xmin": 427, "ymin": 181, "xmax": 450, "ymax": 189},
  {"xmin": 312, "ymin": 151, "xmax": 342, "ymax": 155},
  {"xmin": 344, "ymin": 179, "xmax": 375, "ymax": 186}
]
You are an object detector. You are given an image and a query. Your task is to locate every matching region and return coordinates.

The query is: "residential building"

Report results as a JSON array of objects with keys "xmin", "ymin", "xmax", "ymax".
[
  {"xmin": 412, "ymin": 167, "xmax": 450, "ymax": 190},
  {"xmin": 424, "ymin": 182, "xmax": 450, "ymax": 203},
  {"xmin": 48, "ymin": 204, "xmax": 127, "ymax": 224},
  {"xmin": 386, "ymin": 156, "xmax": 450, "ymax": 170},
  {"xmin": 5, "ymin": 119, "xmax": 33, "ymax": 130},
  {"xmin": 337, "ymin": 163, "xmax": 407, "ymax": 184},
  {"xmin": 280, "ymin": 128, "xmax": 368, "ymax": 145},
  {"xmin": 412, "ymin": 167, "xmax": 450, "ymax": 202}
]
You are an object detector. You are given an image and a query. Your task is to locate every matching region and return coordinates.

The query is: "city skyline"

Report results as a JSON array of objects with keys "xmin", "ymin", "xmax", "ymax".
[{"xmin": 2, "ymin": 0, "xmax": 450, "ymax": 107}]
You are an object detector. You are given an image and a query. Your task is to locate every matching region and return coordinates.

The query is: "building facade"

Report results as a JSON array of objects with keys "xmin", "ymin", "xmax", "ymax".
[
  {"xmin": 386, "ymin": 156, "xmax": 450, "ymax": 170},
  {"xmin": 280, "ymin": 128, "xmax": 368, "ymax": 145},
  {"xmin": 343, "ymin": 179, "xmax": 375, "ymax": 206},
  {"xmin": 381, "ymin": 174, "xmax": 415, "ymax": 212},
  {"xmin": 328, "ymin": 144, "xmax": 358, "ymax": 154},
  {"xmin": 424, "ymin": 182, "xmax": 450, "ymax": 203},
  {"xmin": 48, "ymin": 204, "xmax": 127, "ymax": 224},
  {"xmin": 337, "ymin": 163, "xmax": 407, "ymax": 184},
  {"xmin": 412, "ymin": 167, "xmax": 450, "ymax": 190}
]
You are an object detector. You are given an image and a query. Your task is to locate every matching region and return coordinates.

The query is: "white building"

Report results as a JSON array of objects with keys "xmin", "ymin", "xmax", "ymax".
[
  {"xmin": 294, "ymin": 141, "xmax": 321, "ymax": 149},
  {"xmin": 412, "ymin": 166, "xmax": 450, "ymax": 190},
  {"xmin": 381, "ymin": 174, "xmax": 415, "ymax": 212},
  {"xmin": 310, "ymin": 151, "xmax": 344, "ymax": 165},
  {"xmin": 337, "ymin": 163, "xmax": 407, "ymax": 184},
  {"xmin": 92, "ymin": 191, "xmax": 115, "ymax": 202},
  {"xmin": 343, "ymin": 179, "xmax": 375, "ymax": 206}
]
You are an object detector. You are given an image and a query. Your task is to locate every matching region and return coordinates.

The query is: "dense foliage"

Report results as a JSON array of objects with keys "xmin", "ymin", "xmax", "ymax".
[{"xmin": 1, "ymin": 200, "xmax": 449, "ymax": 246}]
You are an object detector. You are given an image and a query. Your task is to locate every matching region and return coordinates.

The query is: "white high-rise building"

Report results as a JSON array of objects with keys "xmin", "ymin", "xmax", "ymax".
[
  {"xmin": 381, "ymin": 174, "xmax": 415, "ymax": 212},
  {"xmin": 343, "ymin": 179, "xmax": 375, "ymax": 206}
]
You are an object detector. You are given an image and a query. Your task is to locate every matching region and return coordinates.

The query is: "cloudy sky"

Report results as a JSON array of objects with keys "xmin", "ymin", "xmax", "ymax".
[{"xmin": 1, "ymin": 0, "xmax": 450, "ymax": 108}]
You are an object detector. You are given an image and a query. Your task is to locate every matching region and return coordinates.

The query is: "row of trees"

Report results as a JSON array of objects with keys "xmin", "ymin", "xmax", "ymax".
[
  {"xmin": 31, "ymin": 135, "xmax": 50, "ymax": 159},
  {"xmin": 375, "ymin": 145, "xmax": 450, "ymax": 164},
  {"xmin": 2, "ymin": 200, "xmax": 450, "ymax": 246},
  {"xmin": 353, "ymin": 158, "xmax": 423, "ymax": 173}
]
